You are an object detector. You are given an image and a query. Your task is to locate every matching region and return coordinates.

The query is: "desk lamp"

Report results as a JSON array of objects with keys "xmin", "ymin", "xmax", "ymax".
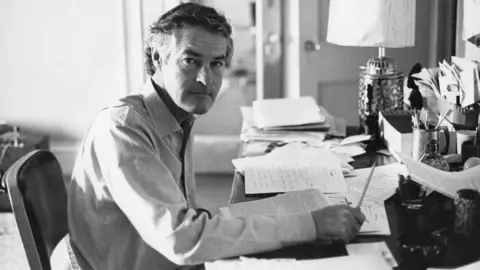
[
  {"xmin": 326, "ymin": 0, "xmax": 416, "ymax": 135},
  {"xmin": 463, "ymin": 0, "xmax": 480, "ymax": 48}
]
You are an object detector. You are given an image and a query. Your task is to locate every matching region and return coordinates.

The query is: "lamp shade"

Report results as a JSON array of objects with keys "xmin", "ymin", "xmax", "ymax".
[
  {"xmin": 463, "ymin": 0, "xmax": 480, "ymax": 47},
  {"xmin": 326, "ymin": 0, "xmax": 416, "ymax": 48}
]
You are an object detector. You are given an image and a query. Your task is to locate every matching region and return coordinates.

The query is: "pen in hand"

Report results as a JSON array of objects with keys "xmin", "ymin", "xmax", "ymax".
[{"xmin": 355, "ymin": 160, "xmax": 377, "ymax": 208}]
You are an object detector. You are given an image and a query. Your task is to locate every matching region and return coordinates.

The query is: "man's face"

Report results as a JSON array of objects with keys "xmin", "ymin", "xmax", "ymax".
[{"xmin": 156, "ymin": 26, "xmax": 228, "ymax": 115}]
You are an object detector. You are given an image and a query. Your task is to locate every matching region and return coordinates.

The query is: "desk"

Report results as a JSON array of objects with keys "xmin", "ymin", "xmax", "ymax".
[{"xmin": 228, "ymin": 141, "xmax": 480, "ymax": 270}]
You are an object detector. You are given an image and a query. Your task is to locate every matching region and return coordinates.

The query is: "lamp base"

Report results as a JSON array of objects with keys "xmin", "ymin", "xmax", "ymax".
[{"xmin": 358, "ymin": 56, "xmax": 405, "ymax": 136}]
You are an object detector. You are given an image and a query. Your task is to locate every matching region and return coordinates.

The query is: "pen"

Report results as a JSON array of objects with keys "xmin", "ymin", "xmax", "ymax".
[
  {"xmin": 355, "ymin": 160, "xmax": 377, "ymax": 208},
  {"xmin": 434, "ymin": 109, "xmax": 453, "ymax": 130}
]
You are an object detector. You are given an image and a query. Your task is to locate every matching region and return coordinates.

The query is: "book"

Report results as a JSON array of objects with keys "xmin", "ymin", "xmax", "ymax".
[{"xmin": 378, "ymin": 110, "xmax": 414, "ymax": 160}]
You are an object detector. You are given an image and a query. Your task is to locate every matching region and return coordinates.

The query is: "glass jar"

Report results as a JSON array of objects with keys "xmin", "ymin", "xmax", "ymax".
[{"xmin": 420, "ymin": 139, "xmax": 450, "ymax": 171}]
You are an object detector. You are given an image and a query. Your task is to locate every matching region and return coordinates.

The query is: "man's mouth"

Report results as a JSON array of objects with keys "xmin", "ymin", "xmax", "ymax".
[{"xmin": 191, "ymin": 92, "xmax": 211, "ymax": 97}]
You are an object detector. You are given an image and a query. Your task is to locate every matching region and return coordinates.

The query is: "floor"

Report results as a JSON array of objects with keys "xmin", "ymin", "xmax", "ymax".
[{"xmin": 0, "ymin": 173, "xmax": 234, "ymax": 270}]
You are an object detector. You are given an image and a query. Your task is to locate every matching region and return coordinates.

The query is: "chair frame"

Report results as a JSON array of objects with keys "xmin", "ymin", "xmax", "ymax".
[{"xmin": 4, "ymin": 149, "xmax": 68, "ymax": 270}]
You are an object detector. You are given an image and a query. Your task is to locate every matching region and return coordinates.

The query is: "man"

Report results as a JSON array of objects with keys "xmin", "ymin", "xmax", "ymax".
[{"xmin": 65, "ymin": 3, "xmax": 366, "ymax": 270}]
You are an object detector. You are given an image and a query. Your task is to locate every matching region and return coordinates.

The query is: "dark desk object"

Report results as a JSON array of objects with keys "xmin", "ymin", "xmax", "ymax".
[
  {"xmin": 0, "ymin": 125, "xmax": 49, "ymax": 212},
  {"xmin": 229, "ymin": 138, "xmax": 480, "ymax": 270}
]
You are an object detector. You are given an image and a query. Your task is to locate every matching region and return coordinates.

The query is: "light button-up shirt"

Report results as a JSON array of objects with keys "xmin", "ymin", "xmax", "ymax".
[{"xmin": 65, "ymin": 80, "xmax": 316, "ymax": 270}]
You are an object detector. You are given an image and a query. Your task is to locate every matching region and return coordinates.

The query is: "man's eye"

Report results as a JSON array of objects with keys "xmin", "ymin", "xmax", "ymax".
[
  {"xmin": 211, "ymin": 61, "xmax": 225, "ymax": 68},
  {"xmin": 183, "ymin": 58, "xmax": 197, "ymax": 65}
]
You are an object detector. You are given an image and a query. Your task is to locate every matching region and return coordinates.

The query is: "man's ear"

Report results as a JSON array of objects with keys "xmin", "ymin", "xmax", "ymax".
[{"xmin": 152, "ymin": 49, "xmax": 162, "ymax": 69}]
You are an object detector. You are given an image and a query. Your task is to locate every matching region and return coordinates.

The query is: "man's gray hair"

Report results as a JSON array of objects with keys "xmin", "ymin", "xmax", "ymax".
[{"xmin": 144, "ymin": 2, "xmax": 234, "ymax": 76}]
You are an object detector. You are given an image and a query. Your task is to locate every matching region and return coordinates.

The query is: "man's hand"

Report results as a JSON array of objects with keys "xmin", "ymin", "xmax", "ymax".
[{"xmin": 311, "ymin": 205, "xmax": 366, "ymax": 243}]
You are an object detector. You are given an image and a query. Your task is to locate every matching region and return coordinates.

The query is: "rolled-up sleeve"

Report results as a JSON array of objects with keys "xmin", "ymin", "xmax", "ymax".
[{"xmin": 91, "ymin": 107, "xmax": 316, "ymax": 266}]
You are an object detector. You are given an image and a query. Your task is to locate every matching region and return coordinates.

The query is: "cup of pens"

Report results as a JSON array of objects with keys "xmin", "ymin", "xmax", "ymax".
[{"xmin": 412, "ymin": 126, "xmax": 450, "ymax": 160}]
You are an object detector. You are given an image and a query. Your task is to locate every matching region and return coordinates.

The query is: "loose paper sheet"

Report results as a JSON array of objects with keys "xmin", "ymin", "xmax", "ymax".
[
  {"xmin": 328, "ymin": 195, "xmax": 389, "ymax": 235},
  {"xmin": 243, "ymin": 160, "xmax": 346, "ymax": 194},
  {"xmin": 338, "ymin": 134, "xmax": 372, "ymax": 146},
  {"xmin": 205, "ymin": 254, "xmax": 393, "ymax": 270},
  {"xmin": 346, "ymin": 242, "xmax": 397, "ymax": 267},
  {"xmin": 399, "ymin": 153, "xmax": 480, "ymax": 199},
  {"xmin": 220, "ymin": 190, "xmax": 389, "ymax": 236},
  {"xmin": 233, "ymin": 149, "xmax": 348, "ymax": 194},
  {"xmin": 219, "ymin": 189, "xmax": 330, "ymax": 218},
  {"xmin": 345, "ymin": 163, "xmax": 408, "ymax": 203},
  {"xmin": 359, "ymin": 200, "xmax": 391, "ymax": 235}
]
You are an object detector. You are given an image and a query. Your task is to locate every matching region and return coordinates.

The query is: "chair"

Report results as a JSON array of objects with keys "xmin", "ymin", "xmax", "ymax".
[{"xmin": 4, "ymin": 149, "xmax": 69, "ymax": 270}]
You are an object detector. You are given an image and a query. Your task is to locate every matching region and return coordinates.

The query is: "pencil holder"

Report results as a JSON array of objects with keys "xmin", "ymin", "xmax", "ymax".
[{"xmin": 454, "ymin": 189, "xmax": 480, "ymax": 238}]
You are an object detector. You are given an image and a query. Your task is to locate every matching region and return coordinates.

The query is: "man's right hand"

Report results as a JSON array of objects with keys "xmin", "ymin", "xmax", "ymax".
[{"xmin": 311, "ymin": 205, "xmax": 366, "ymax": 243}]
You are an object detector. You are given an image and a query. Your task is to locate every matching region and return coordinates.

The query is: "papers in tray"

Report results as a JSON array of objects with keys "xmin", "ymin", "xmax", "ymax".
[
  {"xmin": 205, "ymin": 254, "xmax": 393, "ymax": 270},
  {"xmin": 240, "ymin": 106, "xmax": 329, "ymax": 143},
  {"xmin": 252, "ymin": 96, "xmax": 325, "ymax": 129},
  {"xmin": 239, "ymin": 104, "xmax": 347, "ymax": 143},
  {"xmin": 398, "ymin": 153, "xmax": 480, "ymax": 199}
]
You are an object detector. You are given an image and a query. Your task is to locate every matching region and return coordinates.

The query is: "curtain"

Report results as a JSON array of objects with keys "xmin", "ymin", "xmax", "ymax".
[{"xmin": 429, "ymin": 0, "xmax": 457, "ymax": 66}]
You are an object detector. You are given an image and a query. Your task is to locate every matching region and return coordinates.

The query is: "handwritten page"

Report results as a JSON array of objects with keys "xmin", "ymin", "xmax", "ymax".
[
  {"xmin": 252, "ymin": 97, "xmax": 325, "ymax": 129},
  {"xmin": 359, "ymin": 200, "xmax": 391, "ymax": 235},
  {"xmin": 219, "ymin": 189, "xmax": 330, "ymax": 219},
  {"xmin": 205, "ymin": 255, "xmax": 393, "ymax": 270},
  {"xmin": 244, "ymin": 160, "xmax": 346, "ymax": 194},
  {"xmin": 233, "ymin": 148, "xmax": 348, "ymax": 194},
  {"xmin": 327, "ymin": 195, "xmax": 389, "ymax": 235},
  {"xmin": 345, "ymin": 163, "xmax": 408, "ymax": 203},
  {"xmin": 346, "ymin": 242, "xmax": 397, "ymax": 268},
  {"xmin": 399, "ymin": 153, "xmax": 480, "ymax": 199}
]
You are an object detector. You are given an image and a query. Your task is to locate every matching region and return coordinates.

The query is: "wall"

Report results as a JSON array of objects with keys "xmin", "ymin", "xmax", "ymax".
[
  {"xmin": 0, "ymin": 0, "xmax": 254, "ymax": 174},
  {"xmin": 0, "ymin": 0, "xmax": 129, "ymax": 172}
]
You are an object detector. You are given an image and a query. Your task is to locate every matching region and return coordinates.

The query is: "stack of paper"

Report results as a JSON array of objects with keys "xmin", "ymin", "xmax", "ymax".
[
  {"xmin": 239, "ymin": 98, "xmax": 347, "ymax": 143},
  {"xmin": 253, "ymin": 97, "xmax": 325, "ymax": 130}
]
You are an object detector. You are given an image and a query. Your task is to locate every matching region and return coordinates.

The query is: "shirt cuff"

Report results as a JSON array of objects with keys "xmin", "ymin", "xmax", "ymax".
[{"xmin": 276, "ymin": 212, "xmax": 316, "ymax": 247}]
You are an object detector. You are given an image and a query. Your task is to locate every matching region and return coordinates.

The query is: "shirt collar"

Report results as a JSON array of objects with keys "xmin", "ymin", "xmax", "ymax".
[
  {"xmin": 140, "ymin": 79, "xmax": 194, "ymax": 137},
  {"xmin": 150, "ymin": 78, "xmax": 192, "ymax": 125}
]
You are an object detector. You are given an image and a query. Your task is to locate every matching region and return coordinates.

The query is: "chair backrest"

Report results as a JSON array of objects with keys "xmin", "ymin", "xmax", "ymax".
[{"xmin": 4, "ymin": 149, "xmax": 68, "ymax": 270}]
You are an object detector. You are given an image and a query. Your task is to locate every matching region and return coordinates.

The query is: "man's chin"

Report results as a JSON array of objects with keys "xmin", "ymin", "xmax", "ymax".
[
  {"xmin": 191, "ymin": 106, "xmax": 210, "ymax": 115},
  {"xmin": 183, "ymin": 98, "xmax": 214, "ymax": 115}
]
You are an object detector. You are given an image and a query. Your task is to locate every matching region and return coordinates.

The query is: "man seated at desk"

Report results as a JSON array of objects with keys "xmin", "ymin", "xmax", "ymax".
[{"xmin": 64, "ymin": 3, "xmax": 366, "ymax": 269}]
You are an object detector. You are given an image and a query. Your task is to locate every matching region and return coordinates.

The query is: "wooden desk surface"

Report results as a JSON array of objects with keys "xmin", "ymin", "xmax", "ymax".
[{"xmin": 228, "ymin": 140, "xmax": 480, "ymax": 270}]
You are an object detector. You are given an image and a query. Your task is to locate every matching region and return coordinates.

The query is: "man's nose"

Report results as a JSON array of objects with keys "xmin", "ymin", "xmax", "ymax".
[{"xmin": 197, "ymin": 65, "xmax": 212, "ymax": 85}]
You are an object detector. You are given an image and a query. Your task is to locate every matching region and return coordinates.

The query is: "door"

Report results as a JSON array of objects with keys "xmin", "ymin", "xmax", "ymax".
[{"xmin": 283, "ymin": 0, "xmax": 433, "ymax": 126}]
